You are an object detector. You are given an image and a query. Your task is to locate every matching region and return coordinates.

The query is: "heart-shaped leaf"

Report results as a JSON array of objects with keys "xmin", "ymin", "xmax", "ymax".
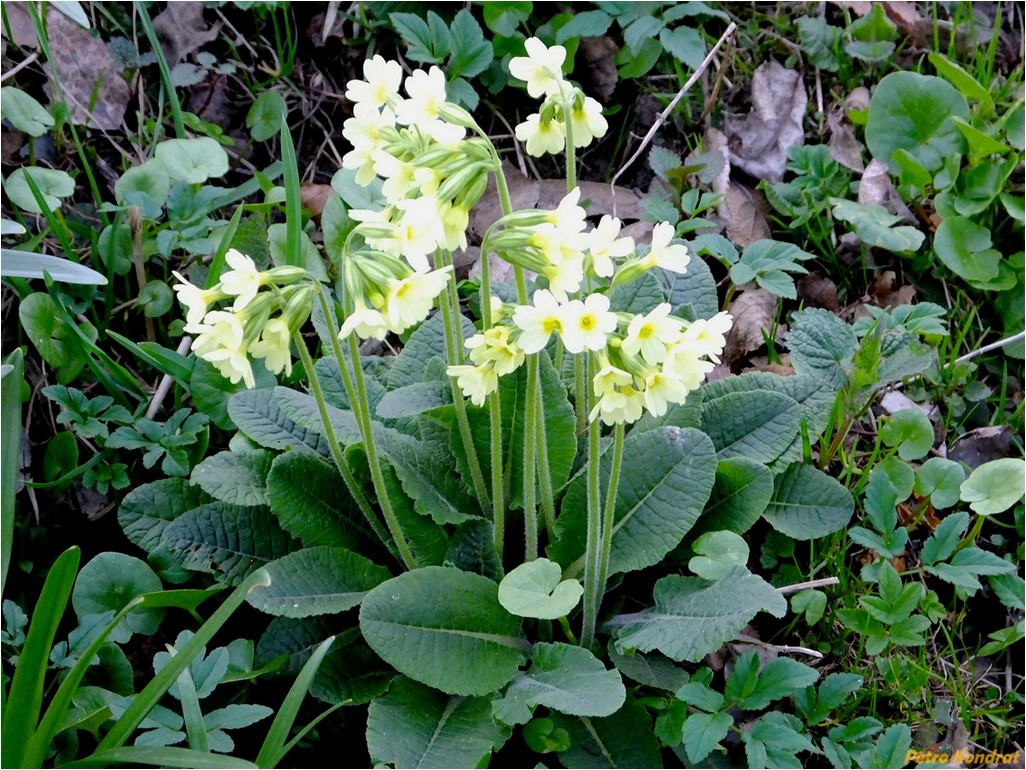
[{"xmin": 498, "ymin": 558, "xmax": 583, "ymax": 620}]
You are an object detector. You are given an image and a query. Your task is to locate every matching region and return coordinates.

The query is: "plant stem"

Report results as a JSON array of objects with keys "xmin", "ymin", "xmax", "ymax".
[
  {"xmin": 535, "ymin": 363, "xmax": 557, "ymax": 538},
  {"xmin": 581, "ymin": 354, "xmax": 602, "ymax": 649},
  {"xmin": 574, "ymin": 352, "xmax": 587, "ymax": 434},
  {"xmin": 561, "ymin": 94, "xmax": 577, "ymax": 192},
  {"xmin": 437, "ymin": 251, "xmax": 490, "ymax": 515},
  {"xmin": 523, "ymin": 354, "xmax": 540, "ymax": 561},
  {"xmin": 595, "ymin": 422, "xmax": 624, "ymax": 618},
  {"xmin": 292, "ymin": 330, "xmax": 392, "ymax": 554},
  {"xmin": 478, "ymin": 230, "xmax": 506, "ymax": 559}
]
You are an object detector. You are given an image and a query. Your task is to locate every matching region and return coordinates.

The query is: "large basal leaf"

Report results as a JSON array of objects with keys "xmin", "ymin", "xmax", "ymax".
[
  {"xmin": 118, "ymin": 478, "xmax": 211, "ymax": 555},
  {"xmin": 609, "ymin": 271, "xmax": 665, "ymax": 315},
  {"xmin": 256, "ymin": 618, "xmax": 390, "ymax": 706},
  {"xmin": 607, "ymin": 643, "xmax": 690, "ymax": 693},
  {"xmin": 375, "ymin": 459, "xmax": 450, "ymax": 567},
  {"xmin": 161, "ymin": 503, "xmax": 295, "ymax": 585},
  {"xmin": 191, "ymin": 359, "xmax": 275, "ymax": 431},
  {"xmin": 376, "ymin": 380, "xmax": 451, "ymax": 419},
  {"xmin": 701, "ymin": 390, "xmax": 800, "ymax": 464},
  {"xmin": 697, "ymin": 457, "xmax": 775, "ymax": 536},
  {"xmin": 359, "ymin": 566, "xmax": 529, "ymax": 696},
  {"xmin": 265, "ymin": 451, "xmax": 377, "ymax": 551},
  {"xmin": 552, "ymin": 695, "xmax": 663, "ymax": 769},
  {"xmin": 189, "ymin": 449, "xmax": 274, "ymax": 507},
  {"xmin": 227, "ymin": 388, "xmax": 330, "ymax": 457},
  {"xmin": 550, "ymin": 427, "xmax": 717, "ymax": 576},
  {"xmin": 247, "ymin": 547, "xmax": 391, "ymax": 617},
  {"xmin": 657, "ymin": 261, "xmax": 719, "ymax": 320},
  {"xmin": 762, "ymin": 462, "xmax": 854, "ymax": 539},
  {"xmin": 494, "ymin": 643, "xmax": 626, "ymax": 726},
  {"xmin": 273, "ymin": 386, "xmax": 362, "ymax": 444},
  {"xmin": 865, "ymin": 71, "xmax": 969, "ymax": 172},
  {"xmin": 388, "ymin": 312, "xmax": 477, "ymax": 391},
  {"xmin": 366, "ymin": 676, "xmax": 508, "ymax": 769},
  {"xmin": 375, "ymin": 428, "xmax": 481, "ymax": 525},
  {"xmin": 630, "ymin": 387, "xmax": 704, "ymax": 436},
  {"xmin": 607, "ymin": 566, "xmax": 787, "ymax": 662}
]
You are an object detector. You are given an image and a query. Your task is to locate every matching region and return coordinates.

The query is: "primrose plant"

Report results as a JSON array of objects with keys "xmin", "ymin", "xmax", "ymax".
[{"xmin": 157, "ymin": 40, "xmax": 815, "ymax": 765}]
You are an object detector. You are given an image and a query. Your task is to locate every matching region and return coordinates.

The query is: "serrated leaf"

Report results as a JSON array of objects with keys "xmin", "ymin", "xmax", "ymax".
[
  {"xmin": 448, "ymin": 9, "xmax": 493, "ymax": 79},
  {"xmin": 556, "ymin": 9, "xmax": 613, "ymax": 42},
  {"xmin": 607, "ymin": 566, "xmax": 787, "ymax": 662},
  {"xmin": 919, "ymin": 511, "xmax": 968, "ymax": 566},
  {"xmin": 925, "ymin": 546, "xmax": 1016, "ymax": 591},
  {"xmin": 498, "ymin": 559, "xmax": 583, "ymax": 620},
  {"xmin": 266, "ymin": 451, "xmax": 377, "ymax": 551},
  {"xmin": 701, "ymin": 390, "xmax": 800, "ymax": 463},
  {"xmin": 699, "ymin": 457, "xmax": 774, "ymax": 535},
  {"xmin": 367, "ymin": 676, "xmax": 507, "ymax": 769},
  {"xmin": 494, "ymin": 643, "xmax": 625, "ymax": 726},
  {"xmin": 118, "ymin": 478, "xmax": 211, "ymax": 555},
  {"xmin": 659, "ymin": 26, "xmax": 706, "ymax": 69},
  {"xmin": 738, "ymin": 655, "xmax": 819, "ymax": 710},
  {"xmin": 161, "ymin": 503, "xmax": 295, "ymax": 585},
  {"xmin": 682, "ymin": 710, "xmax": 732, "ymax": 763},
  {"xmin": 743, "ymin": 711, "xmax": 816, "ymax": 768},
  {"xmin": 190, "ymin": 450, "xmax": 274, "ymax": 507},
  {"xmin": 762, "ymin": 462, "xmax": 854, "ymax": 539},
  {"xmin": 359, "ymin": 567, "xmax": 528, "ymax": 696},
  {"xmin": 247, "ymin": 547, "xmax": 390, "ymax": 617},
  {"xmin": 550, "ymin": 427, "xmax": 716, "ymax": 575},
  {"xmin": 786, "ymin": 308, "xmax": 857, "ymax": 382}
]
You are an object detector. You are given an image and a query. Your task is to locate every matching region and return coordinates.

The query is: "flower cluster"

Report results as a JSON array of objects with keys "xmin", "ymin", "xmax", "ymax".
[
  {"xmin": 447, "ymin": 199, "xmax": 731, "ymax": 422},
  {"xmin": 509, "ymin": 38, "xmax": 608, "ymax": 156},
  {"xmin": 341, "ymin": 56, "xmax": 493, "ymax": 269},
  {"xmin": 173, "ymin": 250, "xmax": 314, "ymax": 388}
]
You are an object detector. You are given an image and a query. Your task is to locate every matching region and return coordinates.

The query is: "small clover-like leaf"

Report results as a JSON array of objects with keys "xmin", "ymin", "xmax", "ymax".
[
  {"xmin": 960, "ymin": 458, "xmax": 1026, "ymax": 515},
  {"xmin": 688, "ymin": 530, "xmax": 749, "ymax": 581},
  {"xmin": 498, "ymin": 558, "xmax": 583, "ymax": 619},
  {"xmin": 879, "ymin": 409, "xmax": 934, "ymax": 461}
]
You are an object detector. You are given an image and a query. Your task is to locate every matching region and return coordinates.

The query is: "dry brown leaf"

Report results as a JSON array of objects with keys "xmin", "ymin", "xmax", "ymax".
[
  {"xmin": 869, "ymin": 270, "xmax": 917, "ymax": 308},
  {"xmin": 537, "ymin": 179, "xmax": 644, "ymax": 222},
  {"xmin": 831, "ymin": 1, "xmax": 873, "ymax": 16},
  {"xmin": 722, "ymin": 183, "xmax": 771, "ymax": 247},
  {"xmin": 798, "ymin": 272, "xmax": 841, "ymax": 311},
  {"xmin": 152, "ymin": 3, "xmax": 221, "ymax": 65},
  {"xmin": 46, "ymin": 10, "xmax": 131, "ymax": 130},
  {"xmin": 723, "ymin": 288, "xmax": 777, "ymax": 365},
  {"xmin": 300, "ymin": 183, "xmax": 334, "ymax": 219},
  {"xmin": 948, "ymin": 426, "xmax": 1015, "ymax": 470},
  {"xmin": 725, "ymin": 61, "xmax": 808, "ymax": 183},
  {"xmin": 619, "ymin": 220, "xmax": 654, "ymax": 244},
  {"xmin": 577, "ymin": 37, "xmax": 619, "ymax": 102},
  {"xmin": 858, "ymin": 158, "xmax": 892, "ymax": 208},
  {"xmin": 846, "ymin": 87, "xmax": 871, "ymax": 112},
  {"xmin": 827, "ymin": 106, "xmax": 864, "ymax": 172},
  {"xmin": 1, "ymin": 2, "xmax": 38, "ymax": 48}
]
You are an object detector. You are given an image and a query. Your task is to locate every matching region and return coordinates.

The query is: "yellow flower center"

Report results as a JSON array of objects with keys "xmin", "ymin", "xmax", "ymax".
[
  {"xmin": 579, "ymin": 314, "xmax": 595, "ymax": 331},
  {"xmin": 638, "ymin": 323, "xmax": 654, "ymax": 340},
  {"xmin": 543, "ymin": 317, "xmax": 562, "ymax": 334}
]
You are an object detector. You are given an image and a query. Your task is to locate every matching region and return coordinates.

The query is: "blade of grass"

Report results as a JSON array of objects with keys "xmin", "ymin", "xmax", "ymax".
[
  {"xmin": 255, "ymin": 636, "xmax": 335, "ymax": 768},
  {"xmin": 1, "ymin": 349, "xmax": 23, "ymax": 592},
  {"xmin": 60, "ymin": 747, "xmax": 258, "ymax": 769},
  {"xmin": 94, "ymin": 568, "xmax": 272, "ymax": 752},
  {"xmin": 107, "ymin": 331, "xmax": 194, "ymax": 390},
  {"xmin": 205, "ymin": 205, "xmax": 246, "ymax": 289},
  {"xmin": 279, "ymin": 123, "xmax": 304, "ymax": 268},
  {"xmin": 175, "ymin": 665, "xmax": 209, "ymax": 753},
  {"xmin": 137, "ymin": 4, "xmax": 186, "ymax": 139},
  {"xmin": 1, "ymin": 546, "xmax": 81, "ymax": 768}
]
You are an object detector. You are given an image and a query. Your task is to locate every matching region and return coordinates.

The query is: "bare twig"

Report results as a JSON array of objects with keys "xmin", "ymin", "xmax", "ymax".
[
  {"xmin": 954, "ymin": 330, "xmax": 1026, "ymax": 365},
  {"xmin": 145, "ymin": 336, "xmax": 192, "ymax": 420},
  {"xmin": 1, "ymin": 52, "xmax": 40, "ymax": 82},
  {"xmin": 776, "ymin": 576, "xmax": 840, "ymax": 594},
  {"xmin": 609, "ymin": 22, "xmax": 737, "ymax": 212},
  {"xmin": 734, "ymin": 633, "xmax": 824, "ymax": 659}
]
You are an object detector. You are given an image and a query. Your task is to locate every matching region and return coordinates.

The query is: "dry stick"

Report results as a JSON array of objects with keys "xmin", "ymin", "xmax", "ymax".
[
  {"xmin": 776, "ymin": 576, "xmax": 840, "ymax": 595},
  {"xmin": 608, "ymin": 21, "xmax": 737, "ymax": 214},
  {"xmin": 146, "ymin": 336, "xmax": 192, "ymax": 420},
  {"xmin": 888, "ymin": 330, "xmax": 1026, "ymax": 394},
  {"xmin": 0, "ymin": 52, "xmax": 40, "ymax": 82},
  {"xmin": 734, "ymin": 634, "xmax": 824, "ymax": 659}
]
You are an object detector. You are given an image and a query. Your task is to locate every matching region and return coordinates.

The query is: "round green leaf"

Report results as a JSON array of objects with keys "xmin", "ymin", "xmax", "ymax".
[
  {"xmin": 5, "ymin": 167, "xmax": 75, "ymax": 214},
  {"xmin": 114, "ymin": 159, "xmax": 170, "ymax": 219},
  {"xmin": 97, "ymin": 223, "xmax": 134, "ymax": 276},
  {"xmin": 247, "ymin": 547, "xmax": 391, "ymax": 617},
  {"xmin": 18, "ymin": 292, "xmax": 86, "ymax": 372},
  {"xmin": 762, "ymin": 462, "xmax": 854, "ymax": 539},
  {"xmin": 960, "ymin": 458, "xmax": 1025, "ymax": 515},
  {"xmin": 933, "ymin": 216, "xmax": 1001, "ymax": 283},
  {"xmin": 43, "ymin": 431, "xmax": 79, "ymax": 482},
  {"xmin": 359, "ymin": 566, "xmax": 528, "ymax": 696},
  {"xmin": 688, "ymin": 531, "xmax": 750, "ymax": 581},
  {"xmin": 246, "ymin": 91, "xmax": 287, "ymax": 142},
  {"xmin": 72, "ymin": 552, "xmax": 164, "ymax": 643},
  {"xmin": 866, "ymin": 71, "xmax": 969, "ymax": 172},
  {"xmin": 1, "ymin": 86, "xmax": 55, "ymax": 136},
  {"xmin": 914, "ymin": 457, "xmax": 966, "ymax": 510},
  {"xmin": 154, "ymin": 137, "xmax": 229, "ymax": 184},
  {"xmin": 498, "ymin": 558, "xmax": 583, "ymax": 619},
  {"xmin": 138, "ymin": 280, "xmax": 174, "ymax": 318},
  {"xmin": 879, "ymin": 409, "xmax": 935, "ymax": 461}
]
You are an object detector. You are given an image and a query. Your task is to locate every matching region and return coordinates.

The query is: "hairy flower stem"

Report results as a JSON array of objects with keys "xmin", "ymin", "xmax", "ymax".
[
  {"xmin": 292, "ymin": 331, "xmax": 392, "ymax": 556},
  {"xmin": 574, "ymin": 354, "xmax": 587, "ymax": 434},
  {"xmin": 535, "ymin": 368, "xmax": 557, "ymax": 538},
  {"xmin": 478, "ymin": 231, "xmax": 506, "ymax": 558},
  {"xmin": 580, "ymin": 354, "xmax": 603, "ymax": 649},
  {"xmin": 561, "ymin": 95, "xmax": 577, "ymax": 192},
  {"xmin": 437, "ymin": 251, "xmax": 491, "ymax": 515},
  {"xmin": 595, "ymin": 422, "xmax": 624, "ymax": 618},
  {"xmin": 523, "ymin": 355, "xmax": 540, "ymax": 561},
  {"xmin": 317, "ymin": 290, "xmax": 417, "ymax": 571}
]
